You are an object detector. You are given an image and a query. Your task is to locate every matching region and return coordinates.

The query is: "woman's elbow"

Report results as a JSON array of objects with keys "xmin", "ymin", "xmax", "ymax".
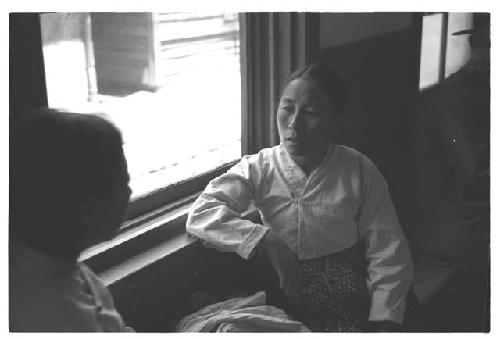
[{"xmin": 185, "ymin": 209, "xmax": 205, "ymax": 238}]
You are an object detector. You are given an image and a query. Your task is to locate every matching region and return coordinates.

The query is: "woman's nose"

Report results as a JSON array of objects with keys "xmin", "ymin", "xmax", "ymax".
[{"xmin": 288, "ymin": 110, "xmax": 302, "ymax": 130}]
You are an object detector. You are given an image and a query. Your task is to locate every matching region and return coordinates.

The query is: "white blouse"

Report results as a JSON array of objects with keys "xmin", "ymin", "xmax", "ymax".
[
  {"xmin": 9, "ymin": 240, "xmax": 132, "ymax": 332},
  {"xmin": 187, "ymin": 143, "xmax": 413, "ymax": 324}
]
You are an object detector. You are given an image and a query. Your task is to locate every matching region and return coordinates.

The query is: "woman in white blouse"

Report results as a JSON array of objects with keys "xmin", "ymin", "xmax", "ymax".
[{"xmin": 187, "ymin": 63, "xmax": 413, "ymax": 332}]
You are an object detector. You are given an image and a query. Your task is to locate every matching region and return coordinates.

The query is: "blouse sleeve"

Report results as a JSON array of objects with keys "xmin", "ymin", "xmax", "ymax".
[
  {"xmin": 357, "ymin": 156, "xmax": 414, "ymax": 325},
  {"xmin": 186, "ymin": 156, "xmax": 269, "ymax": 260},
  {"xmin": 80, "ymin": 264, "xmax": 135, "ymax": 332}
]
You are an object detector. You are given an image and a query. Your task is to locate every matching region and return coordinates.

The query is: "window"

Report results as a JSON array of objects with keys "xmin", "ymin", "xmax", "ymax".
[
  {"xmin": 419, "ymin": 12, "xmax": 473, "ymax": 89},
  {"xmin": 39, "ymin": 12, "xmax": 242, "ymax": 223}
]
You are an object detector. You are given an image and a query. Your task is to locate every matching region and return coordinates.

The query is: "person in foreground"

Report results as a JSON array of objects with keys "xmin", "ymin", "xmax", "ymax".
[
  {"xmin": 187, "ymin": 63, "xmax": 413, "ymax": 332},
  {"xmin": 9, "ymin": 108, "xmax": 132, "ymax": 332}
]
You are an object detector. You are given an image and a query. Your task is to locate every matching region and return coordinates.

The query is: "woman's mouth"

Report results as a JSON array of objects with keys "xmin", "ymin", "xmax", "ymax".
[{"xmin": 286, "ymin": 137, "xmax": 302, "ymax": 146}]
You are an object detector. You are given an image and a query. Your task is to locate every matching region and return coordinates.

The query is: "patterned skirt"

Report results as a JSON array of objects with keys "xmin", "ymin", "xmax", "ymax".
[{"xmin": 284, "ymin": 242, "xmax": 371, "ymax": 332}]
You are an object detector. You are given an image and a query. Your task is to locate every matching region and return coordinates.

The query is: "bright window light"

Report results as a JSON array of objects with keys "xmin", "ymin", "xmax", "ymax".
[{"xmin": 40, "ymin": 12, "xmax": 241, "ymax": 200}]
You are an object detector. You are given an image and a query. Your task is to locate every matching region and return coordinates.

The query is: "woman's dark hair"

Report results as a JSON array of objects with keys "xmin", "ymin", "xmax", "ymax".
[
  {"xmin": 285, "ymin": 63, "xmax": 348, "ymax": 116},
  {"xmin": 10, "ymin": 108, "xmax": 125, "ymax": 260}
]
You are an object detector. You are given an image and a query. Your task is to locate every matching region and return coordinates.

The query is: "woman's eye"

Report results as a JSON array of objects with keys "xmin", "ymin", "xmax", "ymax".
[
  {"xmin": 280, "ymin": 105, "xmax": 293, "ymax": 113},
  {"xmin": 306, "ymin": 110, "xmax": 321, "ymax": 117}
]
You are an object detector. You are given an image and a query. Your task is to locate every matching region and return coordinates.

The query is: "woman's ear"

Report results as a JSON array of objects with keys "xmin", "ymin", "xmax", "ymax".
[{"xmin": 77, "ymin": 195, "xmax": 108, "ymax": 247}]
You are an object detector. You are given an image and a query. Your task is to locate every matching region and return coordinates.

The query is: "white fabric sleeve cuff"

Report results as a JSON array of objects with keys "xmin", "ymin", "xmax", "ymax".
[
  {"xmin": 368, "ymin": 290, "xmax": 406, "ymax": 324},
  {"xmin": 237, "ymin": 224, "xmax": 269, "ymax": 260}
]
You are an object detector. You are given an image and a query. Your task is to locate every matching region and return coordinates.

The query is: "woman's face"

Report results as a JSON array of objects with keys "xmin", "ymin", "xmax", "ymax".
[
  {"xmin": 277, "ymin": 78, "xmax": 335, "ymax": 157},
  {"xmin": 85, "ymin": 149, "xmax": 132, "ymax": 246},
  {"xmin": 102, "ymin": 150, "xmax": 132, "ymax": 239}
]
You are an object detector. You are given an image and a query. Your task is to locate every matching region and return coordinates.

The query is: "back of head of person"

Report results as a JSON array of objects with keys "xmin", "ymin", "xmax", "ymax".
[
  {"xmin": 468, "ymin": 13, "xmax": 490, "ymax": 63},
  {"xmin": 10, "ymin": 108, "xmax": 131, "ymax": 262}
]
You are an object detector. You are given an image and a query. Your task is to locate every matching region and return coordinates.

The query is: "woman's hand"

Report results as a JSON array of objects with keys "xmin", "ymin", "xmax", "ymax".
[{"xmin": 258, "ymin": 229, "xmax": 302, "ymax": 295}]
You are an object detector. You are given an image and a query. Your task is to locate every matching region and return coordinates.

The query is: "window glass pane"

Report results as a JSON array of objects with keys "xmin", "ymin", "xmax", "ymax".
[
  {"xmin": 40, "ymin": 12, "xmax": 241, "ymax": 200},
  {"xmin": 445, "ymin": 12, "xmax": 473, "ymax": 78},
  {"xmin": 419, "ymin": 13, "xmax": 443, "ymax": 89}
]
